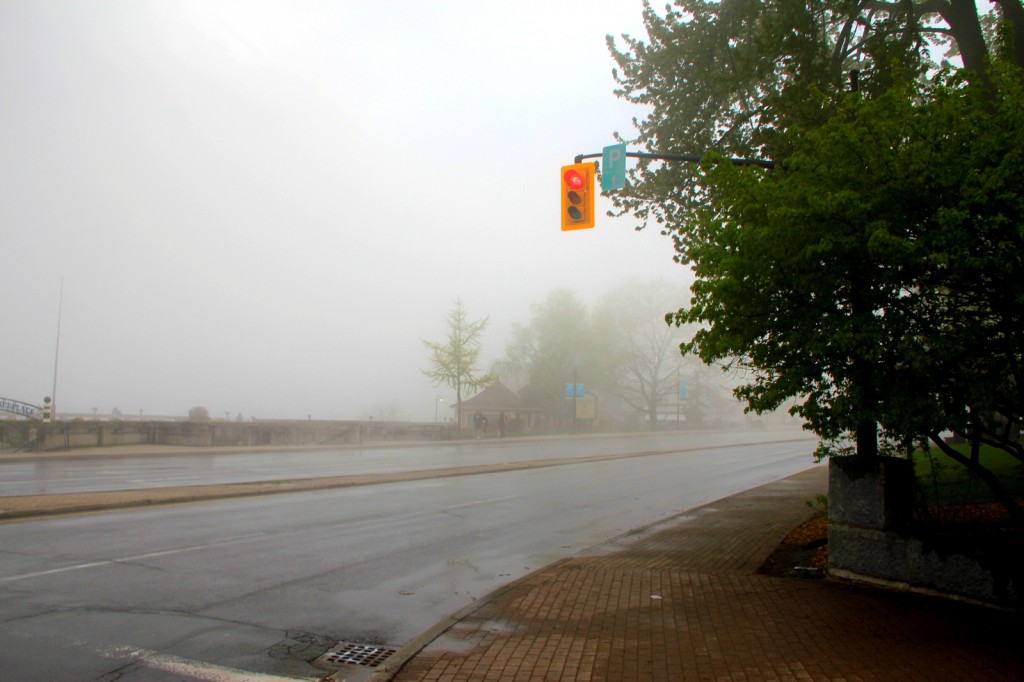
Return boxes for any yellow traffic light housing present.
[560,162,596,231]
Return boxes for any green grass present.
[914,443,1024,509]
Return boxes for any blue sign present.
[601,143,627,191]
[678,380,688,400]
[565,383,586,398]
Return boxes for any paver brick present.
[386,467,1023,681]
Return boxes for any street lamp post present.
[435,396,445,422]
[676,366,681,427]
[573,369,578,435]
[51,278,64,421]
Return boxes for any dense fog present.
[1,1,698,422]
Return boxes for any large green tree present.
[608,1,1024,517]
[887,68,1024,517]
[691,69,1024,516]
[609,2,1020,438]
[608,1,1011,180]
[422,298,492,430]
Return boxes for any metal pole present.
[574,150,775,170]
[51,277,64,421]
[676,366,680,427]
[572,370,578,435]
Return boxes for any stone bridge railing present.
[0,419,444,453]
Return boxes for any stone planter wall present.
[829,456,1020,609]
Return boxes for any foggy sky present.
[1,0,689,422]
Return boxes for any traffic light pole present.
[573,151,775,170]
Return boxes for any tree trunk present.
[856,419,879,458]
[849,262,878,458]
[939,0,993,80]
[456,384,463,432]
[995,0,1024,68]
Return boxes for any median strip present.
[0,449,681,520]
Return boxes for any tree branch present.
[930,432,1024,523]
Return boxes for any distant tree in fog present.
[496,282,746,429]
[500,289,606,422]
[422,298,492,430]
[188,406,211,422]
[592,279,690,429]
[362,401,409,422]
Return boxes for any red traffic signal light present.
[561,162,596,231]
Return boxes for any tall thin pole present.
[572,369,578,435]
[676,366,680,427]
[51,277,64,421]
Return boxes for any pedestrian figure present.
[498,411,507,438]
[473,411,484,439]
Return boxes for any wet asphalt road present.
[0,432,818,681]
[0,431,811,496]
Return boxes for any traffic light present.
[560,162,596,231]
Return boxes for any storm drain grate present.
[320,642,397,668]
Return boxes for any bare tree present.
[593,279,692,429]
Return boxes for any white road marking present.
[135,651,317,681]
[103,646,316,681]
[0,530,269,583]
[443,494,519,511]
[0,544,211,583]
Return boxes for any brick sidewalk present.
[376,467,1023,681]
